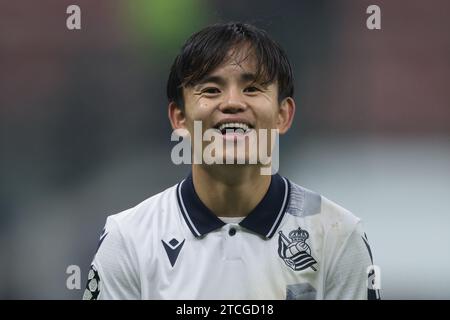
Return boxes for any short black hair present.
[167,22,294,108]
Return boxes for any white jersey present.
[83,173,380,300]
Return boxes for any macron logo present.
[162,238,185,267]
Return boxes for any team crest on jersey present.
[278,227,318,271]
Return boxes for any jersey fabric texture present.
[83,173,379,300]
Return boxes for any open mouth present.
[214,122,254,135]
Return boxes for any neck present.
[192,165,271,218]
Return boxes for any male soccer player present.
[83,22,380,300]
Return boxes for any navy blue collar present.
[176,173,291,239]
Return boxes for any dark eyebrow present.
[241,73,256,82]
[194,73,261,87]
[241,72,270,88]
[194,75,226,87]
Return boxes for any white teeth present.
[218,122,250,132]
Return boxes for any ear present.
[168,101,186,130]
[277,97,296,134]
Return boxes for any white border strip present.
[266,177,289,238]
[177,180,201,237]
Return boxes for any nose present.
[219,88,246,114]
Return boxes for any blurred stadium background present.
[1,0,449,299]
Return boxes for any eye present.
[244,86,261,93]
[201,87,221,95]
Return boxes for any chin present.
[222,148,257,165]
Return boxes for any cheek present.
[199,101,210,111]
[194,100,215,119]
[190,107,208,121]
[257,107,280,128]
[183,101,214,131]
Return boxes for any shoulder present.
[286,179,362,239]
[285,179,371,271]
[103,183,179,242]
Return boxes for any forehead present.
[214,46,258,74]
[194,45,271,86]
[181,41,280,96]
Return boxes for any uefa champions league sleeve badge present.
[278,227,318,271]
[83,265,101,300]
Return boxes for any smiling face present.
[169,44,295,169]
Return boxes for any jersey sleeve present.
[83,217,140,300]
[323,222,381,300]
